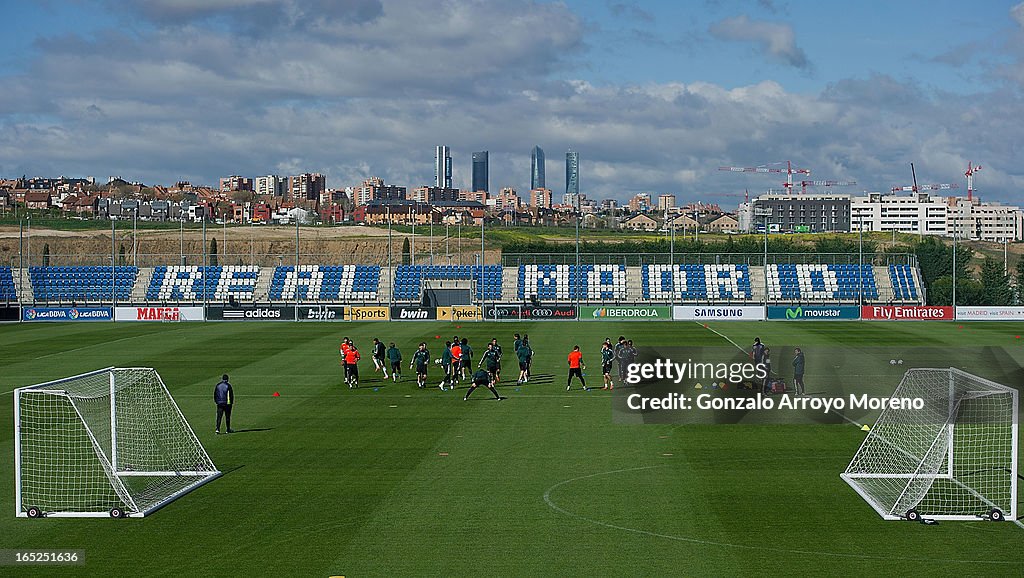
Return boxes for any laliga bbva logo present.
[25,308,36,320]
[69,309,80,319]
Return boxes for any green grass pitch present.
[1,320,1022,575]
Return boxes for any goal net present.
[15,367,220,518]
[842,367,1018,521]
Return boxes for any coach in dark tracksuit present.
[214,374,234,434]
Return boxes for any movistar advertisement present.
[581,305,671,321]
[767,305,861,320]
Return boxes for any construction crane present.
[718,161,811,194]
[964,161,982,201]
[796,180,857,194]
[890,162,958,195]
[890,184,958,194]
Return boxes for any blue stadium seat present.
[29,266,138,302]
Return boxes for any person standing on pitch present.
[372,338,389,380]
[345,343,361,388]
[516,338,532,385]
[601,341,615,389]
[522,334,533,379]
[387,342,402,382]
[412,342,430,388]
[450,340,463,386]
[567,345,587,391]
[513,333,523,357]
[489,338,503,383]
[792,347,805,395]
[440,341,454,391]
[340,337,353,386]
[459,338,472,381]
[214,374,234,434]
[480,342,500,384]
[614,336,628,384]
[751,337,765,366]
[464,367,503,401]
[761,347,773,395]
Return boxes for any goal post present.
[842,367,1018,521]
[14,367,221,518]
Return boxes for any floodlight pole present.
[294,215,299,322]
[858,212,864,306]
[387,204,393,309]
[952,230,957,311]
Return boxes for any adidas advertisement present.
[207,305,295,321]
[581,306,671,321]
[767,305,861,320]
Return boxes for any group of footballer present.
[339,333,639,399]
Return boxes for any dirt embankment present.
[0,226,499,267]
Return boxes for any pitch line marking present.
[696,322,865,428]
[543,465,1023,564]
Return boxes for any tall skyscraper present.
[472,151,489,193]
[435,145,452,189]
[565,149,579,200]
[531,145,545,190]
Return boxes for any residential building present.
[754,193,852,233]
[219,175,253,193]
[530,187,552,209]
[628,192,652,213]
[531,145,545,190]
[657,194,676,212]
[410,186,460,203]
[705,214,739,234]
[288,173,326,201]
[472,151,488,193]
[254,175,287,197]
[623,214,659,232]
[355,177,406,206]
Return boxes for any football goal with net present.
[14,367,220,518]
[842,367,1018,522]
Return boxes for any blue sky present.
[1,0,1023,204]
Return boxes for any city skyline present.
[531,146,546,191]
[1,2,1023,203]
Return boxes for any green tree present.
[928,275,984,306]
[42,243,50,267]
[1016,257,1024,304]
[979,257,1013,306]
[401,237,411,265]
[209,237,219,267]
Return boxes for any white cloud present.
[709,14,810,70]
[1012,2,1024,29]
[0,1,1022,205]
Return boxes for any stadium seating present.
[393,265,502,301]
[269,265,380,301]
[145,265,259,301]
[641,264,752,301]
[518,264,628,301]
[0,267,15,301]
[765,264,878,301]
[29,266,138,301]
[888,264,918,300]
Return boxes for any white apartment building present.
[254,175,286,197]
[851,193,948,236]
[851,193,1022,241]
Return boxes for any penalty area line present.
[695,322,865,429]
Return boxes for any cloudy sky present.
[1,0,1023,205]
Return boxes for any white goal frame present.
[14,367,221,518]
[842,367,1018,521]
